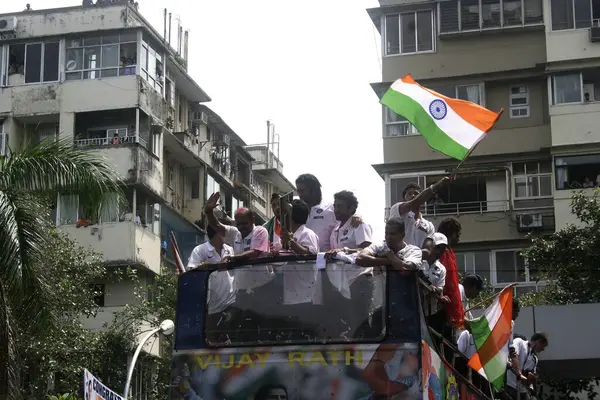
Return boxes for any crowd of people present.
[186,173,548,400]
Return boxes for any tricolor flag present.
[263,217,282,250]
[467,285,515,390]
[381,75,503,160]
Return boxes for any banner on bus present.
[84,368,123,400]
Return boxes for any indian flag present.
[467,285,514,390]
[381,75,503,160]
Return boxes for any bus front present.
[169,254,428,399]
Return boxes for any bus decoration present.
[170,255,499,399]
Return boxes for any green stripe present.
[381,89,469,160]
[470,313,492,349]
[469,312,507,390]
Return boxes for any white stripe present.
[390,79,486,149]
[484,295,504,328]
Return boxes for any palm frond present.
[0,190,51,289]
[0,281,20,400]
[0,136,124,209]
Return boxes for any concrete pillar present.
[5,117,23,152]
[59,112,75,142]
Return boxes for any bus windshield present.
[204,259,386,347]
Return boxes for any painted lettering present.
[288,351,305,366]
[345,350,363,365]
[327,350,343,365]
[308,351,327,366]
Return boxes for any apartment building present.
[0,0,294,369]
[368,0,600,381]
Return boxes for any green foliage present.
[47,394,80,400]
[519,190,600,398]
[521,189,600,305]
[0,137,124,399]
[15,231,136,398]
[111,264,179,399]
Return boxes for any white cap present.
[431,232,448,246]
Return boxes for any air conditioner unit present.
[190,111,209,125]
[214,133,230,147]
[0,17,17,34]
[517,213,543,232]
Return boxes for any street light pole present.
[123,319,175,399]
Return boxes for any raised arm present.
[395,177,450,216]
[203,192,227,236]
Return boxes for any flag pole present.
[451,109,504,179]
[464,283,516,315]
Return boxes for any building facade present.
[0,0,293,373]
[368,0,600,381]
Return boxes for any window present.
[552,72,582,104]
[167,163,174,188]
[151,131,161,157]
[555,154,600,189]
[140,39,164,93]
[99,193,120,223]
[432,84,484,105]
[551,69,600,105]
[7,42,59,85]
[90,284,105,307]
[509,86,530,118]
[439,0,543,33]
[384,11,434,56]
[204,261,385,346]
[456,252,491,284]
[206,174,220,201]
[513,161,552,198]
[165,78,175,108]
[384,107,418,137]
[65,32,137,81]
[551,0,592,30]
[58,193,119,225]
[493,250,540,284]
[390,176,427,205]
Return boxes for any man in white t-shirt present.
[328,190,373,254]
[282,199,319,255]
[204,192,271,293]
[506,332,548,400]
[388,178,450,247]
[204,192,269,260]
[295,174,363,251]
[356,218,423,272]
[187,224,238,344]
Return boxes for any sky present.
[2,0,385,239]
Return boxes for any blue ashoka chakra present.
[429,99,448,120]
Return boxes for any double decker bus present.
[170,254,499,399]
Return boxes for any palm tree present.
[0,137,123,399]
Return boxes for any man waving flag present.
[381,74,503,160]
[467,284,515,390]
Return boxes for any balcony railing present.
[384,200,510,220]
[424,200,509,216]
[74,135,148,149]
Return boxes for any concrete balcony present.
[553,188,597,229]
[60,221,161,273]
[382,124,551,165]
[384,200,555,243]
[545,27,600,64]
[550,102,600,147]
[245,145,295,193]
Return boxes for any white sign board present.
[84,368,124,400]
